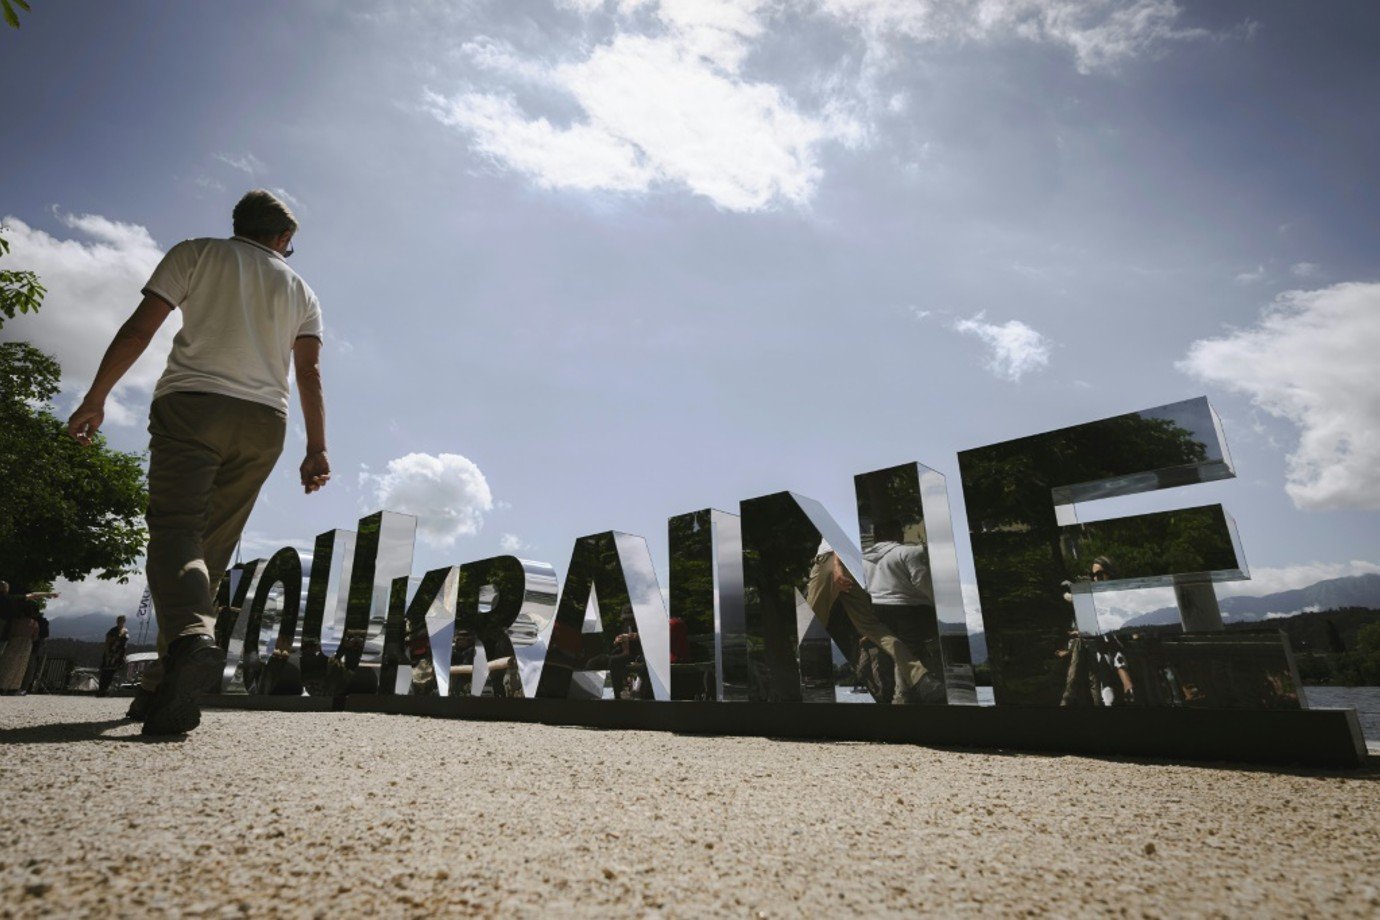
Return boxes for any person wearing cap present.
[67,189,331,735]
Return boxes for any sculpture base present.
[202,694,1369,768]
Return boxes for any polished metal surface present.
[959,396,1298,708]
[739,491,874,703]
[455,555,558,698]
[1112,633,1307,709]
[668,509,745,700]
[856,462,977,705]
[300,529,355,696]
[1173,580,1225,633]
[242,547,303,695]
[214,558,263,693]
[535,532,670,701]
[334,511,417,695]
[384,567,457,697]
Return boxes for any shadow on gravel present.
[0,719,186,745]
[757,735,1380,780]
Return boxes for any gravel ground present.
[1,696,1377,918]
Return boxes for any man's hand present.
[300,450,331,494]
[67,400,105,446]
[831,554,856,591]
[66,297,170,447]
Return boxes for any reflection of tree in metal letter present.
[959,397,1301,709]
[536,532,669,701]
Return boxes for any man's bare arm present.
[67,295,172,446]
[293,335,330,494]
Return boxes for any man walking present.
[68,190,330,735]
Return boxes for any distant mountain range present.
[1118,573,1380,628]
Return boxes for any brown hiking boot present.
[126,686,154,721]
[141,635,225,736]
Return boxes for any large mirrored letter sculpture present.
[668,509,744,700]
[536,532,670,701]
[300,529,355,696]
[740,492,874,703]
[384,567,457,697]
[331,511,417,696]
[855,463,977,705]
[213,559,265,693]
[242,547,304,695]
[455,556,558,699]
[958,396,1303,709]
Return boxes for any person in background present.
[67,189,331,735]
[22,609,50,693]
[97,615,130,696]
[0,581,11,661]
[0,583,56,694]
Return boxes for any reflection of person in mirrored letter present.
[1058,556,1116,706]
[809,539,945,704]
[67,190,330,735]
[452,628,478,697]
[476,624,521,698]
[1098,633,1135,704]
[861,521,950,704]
[608,608,646,699]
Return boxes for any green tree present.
[0,229,47,327]
[0,341,149,589]
[1335,622,1380,686]
[2,0,32,29]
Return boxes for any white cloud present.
[427,0,1210,209]
[499,533,529,553]
[215,151,266,174]
[0,212,176,422]
[269,186,303,209]
[952,312,1052,381]
[427,91,655,193]
[1234,264,1266,284]
[238,530,307,559]
[44,575,147,621]
[429,15,840,211]
[1289,261,1319,278]
[360,452,494,548]
[1178,282,1380,510]
[459,35,555,82]
[815,0,1207,74]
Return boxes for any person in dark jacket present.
[98,616,130,696]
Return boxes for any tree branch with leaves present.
[1,0,32,30]
[0,229,47,327]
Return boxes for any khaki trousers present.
[805,552,930,703]
[141,392,285,690]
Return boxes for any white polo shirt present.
[144,236,323,413]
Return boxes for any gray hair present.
[232,189,298,241]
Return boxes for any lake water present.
[1303,686,1380,745]
[836,685,1380,745]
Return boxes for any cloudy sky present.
[2,0,1377,629]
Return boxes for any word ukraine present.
[214,397,1303,711]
